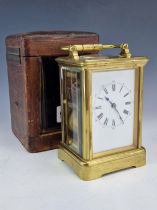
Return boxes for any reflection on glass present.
[62,68,82,156]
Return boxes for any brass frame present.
[56,44,148,180]
[86,67,139,160]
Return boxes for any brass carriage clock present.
[56,43,148,180]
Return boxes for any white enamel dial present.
[94,81,132,129]
[92,69,135,153]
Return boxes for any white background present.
[0,120,157,210]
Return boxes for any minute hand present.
[113,106,124,124]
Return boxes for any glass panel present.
[92,69,135,154]
[62,67,82,156]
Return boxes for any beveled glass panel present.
[62,67,82,156]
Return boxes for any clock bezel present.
[85,66,139,160]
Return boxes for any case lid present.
[5,31,99,57]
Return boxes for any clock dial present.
[94,81,132,129]
[92,69,135,153]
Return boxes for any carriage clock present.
[56,43,148,180]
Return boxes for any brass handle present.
[61,43,131,60]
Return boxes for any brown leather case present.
[5,31,99,152]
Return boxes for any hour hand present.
[105,97,124,124]
[105,96,109,101]
[105,97,113,106]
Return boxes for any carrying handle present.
[61,43,131,60]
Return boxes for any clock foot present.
[134,162,146,168]
[58,146,146,181]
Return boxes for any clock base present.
[58,146,146,180]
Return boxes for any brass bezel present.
[84,66,140,160]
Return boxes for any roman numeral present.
[124,92,129,97]
[97,113,103,120]
[112,119,116,127]
[95,106,102,109]
[97,97,103,100]
[104,88,108,94]
[104,118,108,126]
[123,109,129,115]
[125,101,131,105]
[112,83,116,91]
[119,85,124,93]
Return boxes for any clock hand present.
[114,106,124,124]
[105,97,113,106]
[105,97,124,124]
